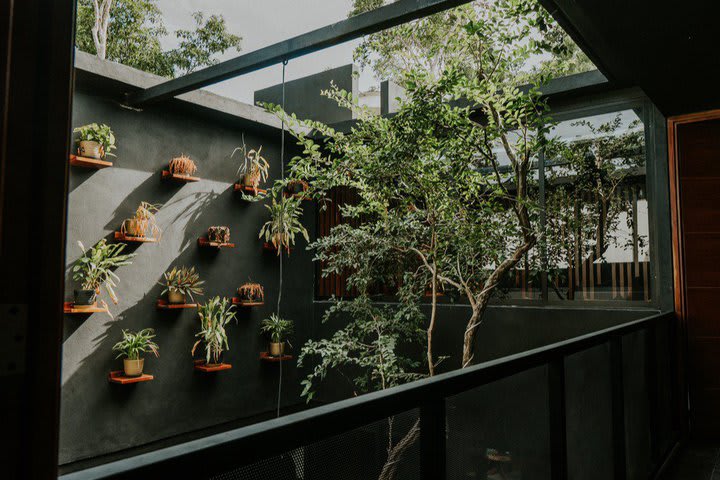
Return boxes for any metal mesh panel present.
[210,409,420,480]
[446,366,550,480]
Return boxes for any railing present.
[60,311,678,480]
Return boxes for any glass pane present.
[544,109,650,303]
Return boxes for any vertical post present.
[548,358,567,480]
[644,325,659,464]
[610,337,627,480]
[420,399,446,480]
[538,142,548,302]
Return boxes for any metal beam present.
[126,0,474,106]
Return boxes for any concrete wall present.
[60,69,315,466]
[254,64,358,124]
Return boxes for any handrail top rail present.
[60,310,672,480]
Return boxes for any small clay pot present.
[73,289,97,306]
[123,358,144,377]
[269,342,285,357]
[124,219,145,237]
[78,140,103,159]
[167,290,186,304]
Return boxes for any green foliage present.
[73,123,117,157]
[112,328,159,360]
[192,296,237,364]
[259,195,309,254]
[260,313,294,343]
[75,1,241,77]
[72,239,136,303]
[298,291,425,402]
[350,0,594,82]
[159,266,205,301]
[169,12,242,76]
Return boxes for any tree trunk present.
[91,0,112,60]
[378,419,420,480]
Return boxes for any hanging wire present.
[276,58,289,419]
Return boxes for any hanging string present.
[276,58,289,419]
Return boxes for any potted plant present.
[207,225,231,244]
[260,313,293,357]
[112,328,159,377]
[232,142,269,193]
[259,196,309,255]
[285,179,309,198]
[192,296,237,366]
[159,266,204,304]
[168,154,198,177]
[72,240,136,305]
[121,201,162,239]
[73,123,117,159]
[237,281,264,304]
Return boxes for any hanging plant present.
[259,195,309,255]
[168,154,198,176]
[233,140,269,194]
[207,225,231,244]
[121,201,162,239]
[237,281,264,303]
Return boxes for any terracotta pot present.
[78,140,103,159]
[123,358,144,377]
[242,172,260,187]
[269,342,285,357]
[73,289,97,306]
[168,290,186,304]
[124,219,145,237]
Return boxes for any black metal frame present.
[60,311,677,480]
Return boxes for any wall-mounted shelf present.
[161,170,200,183]
[198,238,235,249]
[63,302,107,314]
[108,371,154,384]
[234,183,267,195]
[232,298,264,307]
[259,352,293,362]
[194,360,232,372]
[114,231,158,243]
[69,154,113,169]
[156,299,197,310]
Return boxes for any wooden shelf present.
[156,299,197,310]
[194,360,232,372]
[69,154,113,169]
[198,238,235,249]
[64,302,107,314]
[114,231,158,243]
[108,371,154,384]
[234,183,267,195]
[161,170,200,183]
[259,352,293,362]
[232,298,264,307]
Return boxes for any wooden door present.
[670,110,720,437]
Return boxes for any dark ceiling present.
[543,0,720,116]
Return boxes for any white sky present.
[155,0,378,104]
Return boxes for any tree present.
[351,0,594,82]
[75,1,242,77]
[168,12,242,76]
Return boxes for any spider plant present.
[112,328,159,377]
[159,266,204,303]
[72,239,136,305]
[121,201,162,239]
[260,313,293,356]
[232,139,269,193]
[168,154,197,176]
[192,296,237,365]
[259,195,309,255]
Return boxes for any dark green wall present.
[60,82,315,466]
